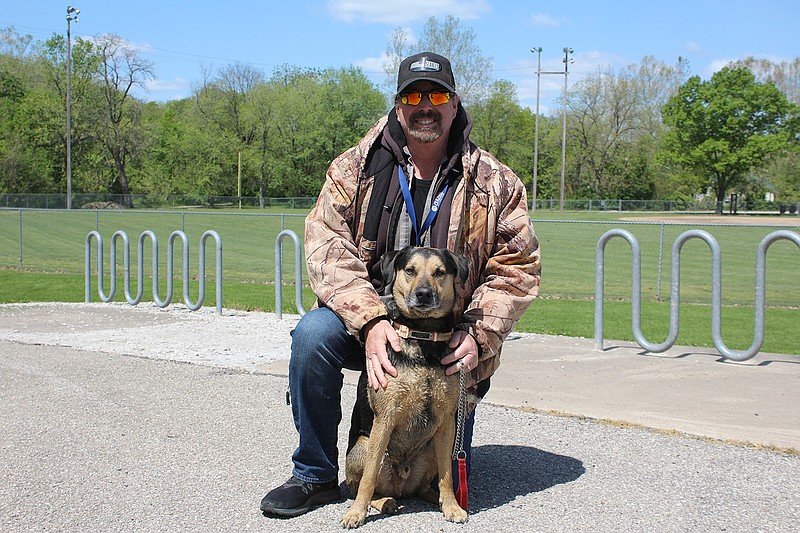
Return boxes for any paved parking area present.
[2,303,799,531]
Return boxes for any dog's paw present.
[341,508,367,529]
[442,503,468,524]
[372,496,399,514]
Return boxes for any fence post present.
[656,223,665,301]
[18,208,23,269]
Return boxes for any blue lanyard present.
[398,165,449,246]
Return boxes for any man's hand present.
[362,318,401,390]
[441,329,479,376]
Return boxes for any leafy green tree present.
[192,61,267,199]
[1,29,61,195]
[756,139,800,204]
[661,67,794,213]
[566,57,686,200]
[0,59,32,193]
[246,82,276,205]
[731,56,800,105]
[93,33,154,207]
[468,80,536,187]
[263,66,385,196]
[190,64,386,199]
[0,26,34,58]
[138,100,205,198]
[40,33,107,198]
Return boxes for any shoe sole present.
[260,488,341,518]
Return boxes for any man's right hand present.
[362,318,400,390]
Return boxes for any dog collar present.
[392,322,453,342]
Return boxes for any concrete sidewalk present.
[258,331,800,451]
[2,302,799,450]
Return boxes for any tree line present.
[1,21,798,212]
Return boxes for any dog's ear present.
[442,250,470,286]
[379,249,402,294]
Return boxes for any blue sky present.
[3,0,799,114]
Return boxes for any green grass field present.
[1,207,798,355]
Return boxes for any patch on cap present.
[409,57,442,73]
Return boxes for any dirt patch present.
[620,214,800,226]
[81,201,126,209]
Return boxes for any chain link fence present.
[0,194,319,210]
[2,206,799,309]
[2,194,799,214]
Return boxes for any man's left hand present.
[442,329,479,376]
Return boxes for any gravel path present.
[0,302,300,370]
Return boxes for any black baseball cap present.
[396,52,456,94]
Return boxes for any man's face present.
[396,81,459,145]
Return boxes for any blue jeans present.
[288,306,475,491]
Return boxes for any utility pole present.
[531,46,574,212]
[65,5,80,209]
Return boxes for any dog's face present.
[381,247,469,320]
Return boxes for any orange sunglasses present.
[399,90,452,106]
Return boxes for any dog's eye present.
[433,268,446,278]
[404,267,416,276]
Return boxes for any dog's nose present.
[414,286,434,305]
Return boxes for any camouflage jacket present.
[305,113,541,388]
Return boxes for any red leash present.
[453,364,469,511]
[455,450,468,510]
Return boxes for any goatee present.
[407,111,443,144]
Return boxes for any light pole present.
[531,47,542,214]
[531,46,574,212]
[66,5,79,209]
[560,47,574,212]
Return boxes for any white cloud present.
[138,77,191,101]
[706,53,790,76]
[145,77,189,93]
[579,49,629,72]
[530,12,562,28]
[354,54,391,79]
[708,58,734,74]
[326,0,491,25]
[685,41,704,54]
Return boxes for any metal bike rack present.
[274,229,306,319]
[595,228,800,361]
[85,229,223,314]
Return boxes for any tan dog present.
[341,246,470,529]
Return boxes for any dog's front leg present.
[433,422,468,523]
[341,419,394,529]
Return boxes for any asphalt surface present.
[2,303,799,532]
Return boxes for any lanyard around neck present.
[397,165,449,247]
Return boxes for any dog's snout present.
[407,284,441,310]
[414,286,434,304]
